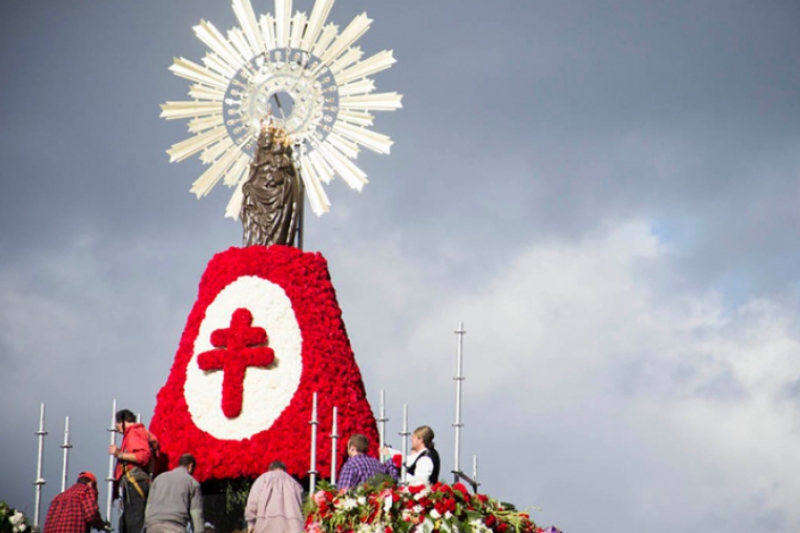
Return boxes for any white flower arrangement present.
[9,513,26,533]
[336,498,360,511]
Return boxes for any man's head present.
[268,460,287,472]
[179,453,197,475]
[347,434,370,457]
[77,472,98,495]
[411,426,434,452]
[115,409,136,432]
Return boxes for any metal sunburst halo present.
[160,0,402,218]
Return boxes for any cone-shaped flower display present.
[150,245,378,481]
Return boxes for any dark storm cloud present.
[312,0,800,296]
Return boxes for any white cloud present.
[372,219,800,531]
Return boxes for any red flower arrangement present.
[149,245,380,482]
[305,481,559,533]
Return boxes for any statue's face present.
[259,133,273,149]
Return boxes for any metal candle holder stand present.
[33,403,47,528]
[452,322,466,483]
[60,416,73,493]
[329,406,339,485]
[378,390,388,461]
[399,404,410,484]
[106,399,117,524]
[308,392,319,494]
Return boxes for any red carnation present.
[444,498,456,513]
[452,482,469,497]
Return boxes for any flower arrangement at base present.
[150,245,379,481]
[0,502,29,533]
[305,481,561,533]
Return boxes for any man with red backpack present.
[109,409,158,533]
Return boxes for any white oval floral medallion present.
[184,275,303,440]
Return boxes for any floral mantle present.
[150,245,379,482]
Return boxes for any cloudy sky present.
[2,0,800,531]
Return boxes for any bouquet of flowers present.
[0,502,29,533]
[305,481,560,533]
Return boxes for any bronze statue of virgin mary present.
[240,125,303,247]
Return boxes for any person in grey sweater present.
[145,454,204,533]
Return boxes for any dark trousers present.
[119,477,150,533]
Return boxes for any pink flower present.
[313,491,328,505]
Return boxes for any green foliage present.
[225,479,253,514]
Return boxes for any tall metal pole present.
[308,392,319,494]
[33,403,47,528]
[60,416,73,492]
[378,390,387,460]
[106,399,117,523]
[472,456,479,487]
[453,322,466,483]
[294,144,305,250]
[329,406,339,485]
[298,179,305,250]
[400,404,409,484]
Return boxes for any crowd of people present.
[43,408,441,533]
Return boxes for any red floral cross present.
[197,307,275,418]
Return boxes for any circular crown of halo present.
[160,0,403,218]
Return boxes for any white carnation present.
[340,498,358,511]
[469,519,490,533]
